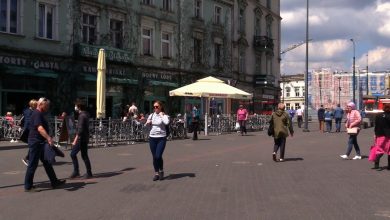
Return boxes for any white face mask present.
[75,106,79,111]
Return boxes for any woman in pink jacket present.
[340,102,362,160]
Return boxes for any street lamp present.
[350,38,356,104]
[303,0,310,132]
[336,71,342,104]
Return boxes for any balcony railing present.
[253,36,274,53]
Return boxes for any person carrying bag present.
[340,102,362,160]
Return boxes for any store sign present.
[142,72,173,81]
[77,43,132,63]
[0,55,60,70]
[82,65,126,76]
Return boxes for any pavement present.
[1,124,389,220]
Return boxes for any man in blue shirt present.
[334,104,344,132]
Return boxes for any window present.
[38,3,56,39]
[0,0,20,34]
[194,0,202,19]
[286,87,291,97]
[214,6,221,25]
[142,0,153,5]
[295,87,300,97]
[163,0,171,11]
[302,87,305,96]
[295,103,300,110]
[286,103,290,110]
[161,32,171,58]
[193,38,202,63]
[239,9,244,33]
[214,43,221,67]
[142,28,153,55]
[110,19,122,48]
[255,17,261,36]
[82,13,97,44]
[239,52,245,73]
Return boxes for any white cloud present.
[376,2,390,37]
[360,47,390,71]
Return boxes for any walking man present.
[318,105,325,132]
[191,105,200,140]
[69,100,93,179]
[24,97,65,192]
[334,104,344,132]
[296,106,304,128]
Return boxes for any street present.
[0,124,389,220]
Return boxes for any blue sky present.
[281,0,390,74]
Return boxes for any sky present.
[280,0,390,75]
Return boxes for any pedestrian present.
[145,101,170,181]
[340,102,362,160]
[128,101,138,115]
[270,103,294,162]
[324,108,333,133]
[236,104,248,136]
[334,104,344,132]
[5,112,14,127]
[288,108,296,123]
[24,97,66,192]
[191,105,200,140]
[21,99,38,166]
[69,100,93,179]
[372,103,390,170]
[296,106,304,128]
[317,105,325,132]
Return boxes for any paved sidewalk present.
[0,125,389,220]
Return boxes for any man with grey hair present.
[269,103,294,162]
[24,98,65,192]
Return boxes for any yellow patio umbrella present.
[96,49,106,119]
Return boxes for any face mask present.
[75,106,79,111]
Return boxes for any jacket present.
[272,110,294,138]
[346,110,361,128]
[317,108,325,120]
[333,107,344,119]
[374,112,390,137]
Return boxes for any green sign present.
[77,43,132,63]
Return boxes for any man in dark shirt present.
[22,99,37,166]
[69,100,93,179]
[24,98,65,192]
[317,105,325,132]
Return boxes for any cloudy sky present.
[281,0,390,75]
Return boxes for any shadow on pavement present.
[283,158,304,162]
[165,173,196,180]
[53,161,73,166]
[36,181,98,192]
[192,139,211,141]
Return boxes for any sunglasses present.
[153,106,160,109]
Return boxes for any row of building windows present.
[286,103,302,110]
[285,87,305,97]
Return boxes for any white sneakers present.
[352,155,362,160]
[340,155,362,160]
[340,155,348,159]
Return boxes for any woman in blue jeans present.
[146,101,170,181]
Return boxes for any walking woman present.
[271,103,294,162]
[372,103,390,170]
[236,104,248,136]
[340,102,362,160]
[145,101,170,181]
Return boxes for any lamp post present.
[366,53,369,95]
[350,38,356,104]
[303,0,310,132]
[336,71,342,105]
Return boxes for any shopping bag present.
[235,122,240,130]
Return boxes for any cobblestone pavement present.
[1,125,389,220]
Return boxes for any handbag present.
[347,127,358,135]
[19,128,29,143]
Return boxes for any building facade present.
[280,74,304,110]
[0,0,281,117]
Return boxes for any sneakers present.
[272,153,277,162]
[22,158,28,166]
[25,186,40,193]
[52,179,66,189]
[83,173,93,179]
[352,155,362,160]
[159,171,164,181]
[340,155,348,159]
[153,174,159,181]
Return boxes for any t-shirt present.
[28,110,49,144]
[237,109,248,120]
[296,109,303,116]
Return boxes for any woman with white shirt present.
[145,101,170,181]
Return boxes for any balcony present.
[253,36,274,54]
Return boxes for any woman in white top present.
[145,101,170,181]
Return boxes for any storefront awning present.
[2,65,58,78]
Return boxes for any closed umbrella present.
[96,49,106,119]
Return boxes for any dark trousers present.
[149,137,167,172]
[273,137,287,159]
[335,118,342,132]
[346,135,360,156]
[24,142,58,190]
[238,120,247,134]
[70,141,92,175]
[297,116,303,128]
[192,121,199,140]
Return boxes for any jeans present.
[24,141,58,190]
[335,118,342,132]
[70,141,92,175]
[149,137,167,172]
[346,135,360,156]
[273,137,286,159]
[297,116,303,128]
[238,120,247,134]
[192,121,199,140]
[325,120,332,132]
